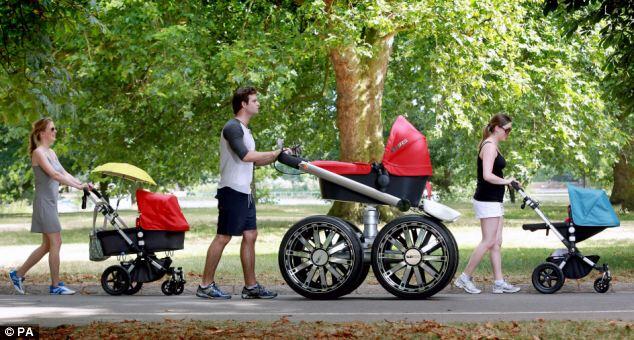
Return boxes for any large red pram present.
[276,116,460,299]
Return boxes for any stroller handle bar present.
[509,181,569,246]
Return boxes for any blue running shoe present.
[9,270,25,295]
[50,282,76,295]
[241,283,277,299]
[196,282,231,299]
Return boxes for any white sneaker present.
[492,280,521,294]
[454,274,481,294]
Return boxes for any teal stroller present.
[511,183,620,294]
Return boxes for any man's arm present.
[223,121,281,165]
[246,149,281,166]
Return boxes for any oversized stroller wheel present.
[372,215,459,299]
[594,278,610,293]
[532,262,565,294]
[161,280,173,296]
[101,265,131,296]
[279,215,364,299]
[123,282,143,295]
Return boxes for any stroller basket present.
[97,228,185,256]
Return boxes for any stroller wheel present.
[593,278,610,293]
[101,265,131,296]
[173,283,185,295]
[372,215,459,299]
[124,282,144,295]
[532,262,564,294]
[161,280,173,296]
[278,215,364,299]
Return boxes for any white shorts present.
[472,200,504,219]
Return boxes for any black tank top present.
[473,141,506,202]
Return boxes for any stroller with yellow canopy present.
[83,163,188,296]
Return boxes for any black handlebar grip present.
[91,188,103,199]
[81,188,89,209]
[277,152,302,169]
[510,181,521,191]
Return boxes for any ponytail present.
[28,118,53,156]
[479,114,512,149]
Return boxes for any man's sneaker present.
[454,274,482,294]
[241,283,277,299]
[492,280,521,294]
[196,282,231,299]
[50,282,76,295]
[9,270,25,295]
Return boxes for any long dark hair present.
[479,113,512,148]
[29,118,53,156]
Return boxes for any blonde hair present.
[28,118,53,156]
[479,113,512,148]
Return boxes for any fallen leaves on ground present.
[39,319,634,339]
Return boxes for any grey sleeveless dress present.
[31,156,63,233]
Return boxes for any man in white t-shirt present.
[197,87,282,299]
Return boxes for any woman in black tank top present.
[454,114,523,294]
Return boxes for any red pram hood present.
[382,116,433,177]
[136,189,190,231]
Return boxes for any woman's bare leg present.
[16,234,50,277]
[463,217,499,277]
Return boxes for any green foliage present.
[0,124,32,202]
[0,0,628,203]
[383,0,624,192]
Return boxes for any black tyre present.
[372,215,459,299]
[594,278,610,293]
[123,282,143,295]
[101,265,131,296]
[173,283,185,295]
[161,280,173,296]
[532,262,565,294]
[279,215,364,299]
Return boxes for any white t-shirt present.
[218,118,256,194]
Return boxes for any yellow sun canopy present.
[92,163,157,186]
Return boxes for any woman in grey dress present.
[9,118,91,295]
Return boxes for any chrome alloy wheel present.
[372,215,458,299]
[279,216,364,299]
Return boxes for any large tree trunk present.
[611,141,634,210]
[327,32,398,222]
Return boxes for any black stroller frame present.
[82,188,186,296]
[511,183,612,294]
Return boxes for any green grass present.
[40,319,634,339]
[2,204,633,284]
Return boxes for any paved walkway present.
[1,290,633,326]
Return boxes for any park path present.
[1,291,633,326]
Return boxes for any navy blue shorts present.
[216,187,256,236]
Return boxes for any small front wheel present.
[101,265,131,296]
[173,283,185,295]
[532,262,564,294]
[593,277,610,293]
[161,280,173,296]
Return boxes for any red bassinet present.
[312,115,433,206]
[97,190,189,256]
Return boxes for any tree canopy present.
[0,0,629,209]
